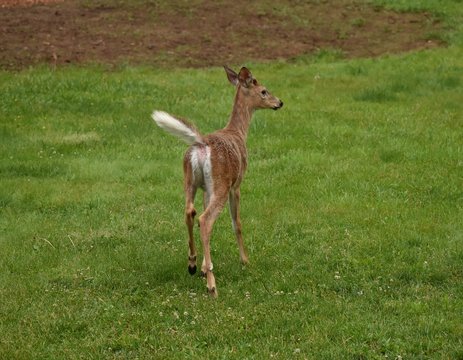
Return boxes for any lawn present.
[1,1,463,359]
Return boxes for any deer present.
[151,66,283,297]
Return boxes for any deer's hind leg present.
[229,187,248,265]
[184,160,198,275]
[200,189,211,276]
[199,188,229,297]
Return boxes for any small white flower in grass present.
[334,271,341,280]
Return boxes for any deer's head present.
[224,66,283,111]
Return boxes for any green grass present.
[1,2,463,358]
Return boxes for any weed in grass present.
[351,17,366,28]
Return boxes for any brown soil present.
[0,0,444,70]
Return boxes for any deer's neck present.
[225,90,254,141]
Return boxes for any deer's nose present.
[272,100,283,110]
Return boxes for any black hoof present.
[208,287,217,297]
[188,265,197,275]
[200,271,207,278]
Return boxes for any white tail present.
[153,66,283,298]
[152,110,203,145]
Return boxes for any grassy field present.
[1,1,463,359]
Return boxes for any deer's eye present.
[261,90,268,96]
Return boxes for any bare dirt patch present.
[0,0,444,70]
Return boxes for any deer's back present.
[207,130,247,188]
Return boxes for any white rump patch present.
[203,146,213,194]
[190,145,213,195]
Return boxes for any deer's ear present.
[238,67,253,88]
[224,65,239,86]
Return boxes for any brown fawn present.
[152,66,283,297]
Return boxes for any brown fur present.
[181,66,283,297]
